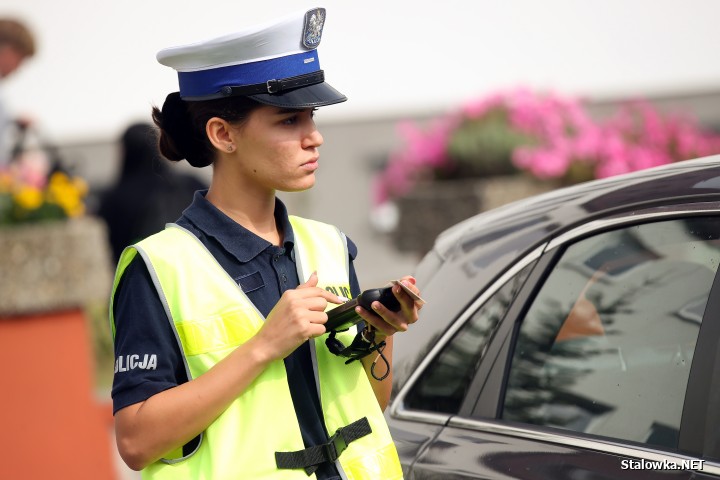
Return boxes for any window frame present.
[681,254,720,456]
[464,248,563,418]
[388,244,546,425]
[390,204,720,476]
[464,207,720,472]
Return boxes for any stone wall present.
[0,216,114,316]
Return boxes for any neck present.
[206,180,282,246]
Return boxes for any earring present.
[227,145,235,152]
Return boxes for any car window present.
[502,216,720,450]
[404,263,534,414]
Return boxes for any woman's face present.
[231,105,324,193]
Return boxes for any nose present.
[303,123,323,149]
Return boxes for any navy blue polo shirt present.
[111,191,360,479]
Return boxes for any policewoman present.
[110,7,421,480]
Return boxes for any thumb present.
[298,271,318,289]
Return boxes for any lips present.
[301,157,319,170]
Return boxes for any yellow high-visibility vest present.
[110,215,403,480]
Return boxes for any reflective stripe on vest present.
[109,215,403,480]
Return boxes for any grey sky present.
[2,0,720,142]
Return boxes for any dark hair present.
[0,18,35,57]
[119,122,164,178]
[151,93,261,168]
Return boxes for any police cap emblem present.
[303,8,325,49]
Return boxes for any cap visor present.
[249,82,347,108]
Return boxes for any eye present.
[281,115,298,125]
[279,109,316,125]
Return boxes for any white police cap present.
[156,7,346,108]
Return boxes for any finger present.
[296,274,346,305]
[327,291,347,304]
[400,278,420,295]
[307,311,329,325]
[385,286,420,327]
[401,280,424,315]
[304,296,329,312]
[390,283,420,321]
[354,306,397,336]
[314,287,346,305]
[392,278,424,306]
[291,287,346,310]
[298,271,319,289]
[307,322,328,339]
[361,297,416,335]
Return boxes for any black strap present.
[326,329,386,364]
[275,417,372,475]
[219,71,325,97]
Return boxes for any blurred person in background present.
[97,122,207,261]
[0,18,35,166]
[109,7,422,479]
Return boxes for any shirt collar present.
[181,190,295,263]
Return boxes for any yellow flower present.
[13,186,44,210]
[46,172,87,218]
[72,176,88,196]
[1,170,88,225]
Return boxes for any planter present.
[0,216,117,479]
[0,309,116,479]
[478,174,556,211]
[393,175,555,256]
[392,179,484,256]
[0,216,114,316]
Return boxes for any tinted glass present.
[405,263,534,414]
[503,217,720,449]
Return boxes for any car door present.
[393,206,720,479]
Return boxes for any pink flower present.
[596,157,629,179]
[373,88,720,207]
[513,147,570,179]
[10,150,50,189]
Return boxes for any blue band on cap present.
[178,50,321,98]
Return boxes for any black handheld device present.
[325,287,401,332]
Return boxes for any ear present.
[205,117,235,153]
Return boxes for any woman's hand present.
[251,272,344,361]
[354,275,422,338]
[354,275,422,409]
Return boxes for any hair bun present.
[152,93,212,167]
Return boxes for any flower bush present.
[373,89,720,206]
[0,151,88,226]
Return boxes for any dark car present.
[387,155,720,479]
